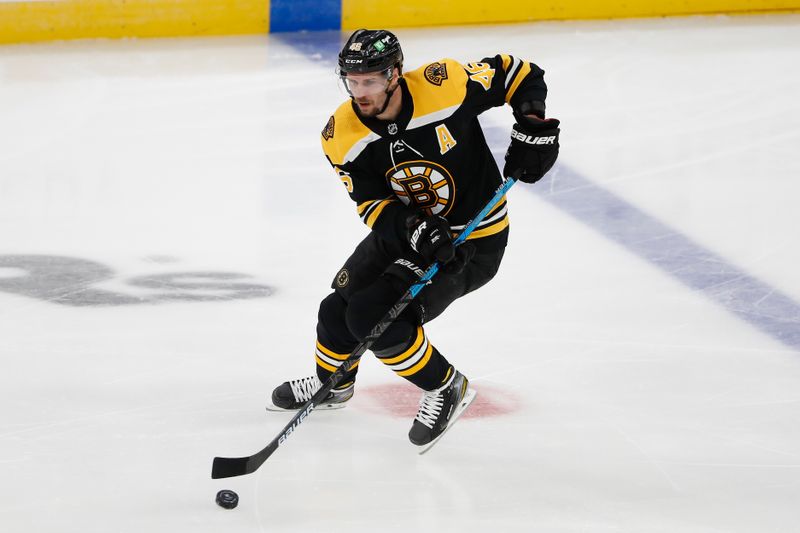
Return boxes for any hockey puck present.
[215,489,239,509]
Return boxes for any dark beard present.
[353,84,397,119]
[354,106,377,118]
[353,98,384,118]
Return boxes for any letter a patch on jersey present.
[435,124,457,155]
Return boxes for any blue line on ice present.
[276,31,800,351]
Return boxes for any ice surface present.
[1,14,799,533]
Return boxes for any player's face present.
[343,70,395,117]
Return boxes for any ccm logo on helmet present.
[511,129,556,145]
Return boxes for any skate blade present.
[418,388,477,455]
[265,402,348,413]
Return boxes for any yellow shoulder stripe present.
[321,100,375,166]
[404,58,468,123]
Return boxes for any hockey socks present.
[373,325,451,391]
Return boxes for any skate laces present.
[289,376,322,402]
[415,390,445,429]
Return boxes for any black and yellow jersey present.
[321,55,548,252]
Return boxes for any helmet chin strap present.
[375,81,399,116]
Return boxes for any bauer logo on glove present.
[407,215,455,265]
[503,114,560,184]
[510,129,557,145]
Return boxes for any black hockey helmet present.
[337,29,403,76]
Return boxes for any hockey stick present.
[211,177,517,479]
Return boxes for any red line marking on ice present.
[359,382,520,419]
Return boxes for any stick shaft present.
[211,178,516,479]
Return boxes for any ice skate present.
[266,376,354,412]
[408,369,476,453]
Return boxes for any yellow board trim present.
[342,1,800,28]
[397,343,434,377]
[0,0,268,45]
[4,1,798,45]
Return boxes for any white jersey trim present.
[342,131,382,165]
[450,204,508,231]
[407,104,461,130]
[505,56,522,89]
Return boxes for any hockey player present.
[269,29,560,447]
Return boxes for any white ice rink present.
[2,14,800,533]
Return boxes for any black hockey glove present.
[383,257,425,290]
[503,115,560,184]
[406,214,455,265]
[380,243,473,299]
[443,242,475,275]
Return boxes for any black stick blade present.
[212,456,252,479]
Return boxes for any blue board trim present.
[270,0,341,33]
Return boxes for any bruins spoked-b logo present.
[335,268,349,288]
[424,62,448,86]
[322,116,335,140]
[386,160,456,216]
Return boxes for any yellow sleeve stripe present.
[365,199,395,228]
[357,200,376,216]
[316,341,350,361]
[396,343,434,377]
[500,54,512,71]
[379,327,425,365]
[505,62,532,104]
[466,215,509,240]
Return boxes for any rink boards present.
[1,0,800,44]
[342,0,800,28]
[0,0,269,44]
